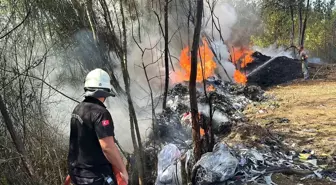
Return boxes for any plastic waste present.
[185,150,192,174]
[248,149,264,163]
[192,143,239,184]
[155,144,182,185]
[181,112,205,136]
[181,112,192,126]
[167,96,180,111]
[264,174,277,185]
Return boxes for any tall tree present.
[119,0,145,184]
[162,0,169,109]
[290,2,296,55]
[300,0,311,46]
[189,0,203,161]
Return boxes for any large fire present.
[230,47,254,68]
[233,70,247,84]
[230,46,254,84]
[175,39,253,85]
[178,38,217,82]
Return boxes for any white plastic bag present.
[156,144,182,185]
[193,143,239,184]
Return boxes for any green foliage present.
[252,0,336,62]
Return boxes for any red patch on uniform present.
[102,120,110,126]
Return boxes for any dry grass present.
[246,80,336,156]
[225,65,336,185]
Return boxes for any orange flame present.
[230,47,254,68]
[234,70,247,84]
[200,128,205,137]
[178,38,217,82]
[207,84,215,91]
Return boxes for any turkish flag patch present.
[102,120,110,126]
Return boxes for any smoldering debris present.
[142,79,265,184]
[143,78,336,185]
[149,79,265,149]
[246,52,303,88]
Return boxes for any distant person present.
[298,46,309,80]
[66,68,128,185]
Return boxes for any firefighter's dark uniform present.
[68,97,117,185]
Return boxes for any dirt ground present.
[246,80,336,156]
[241,64,336,184]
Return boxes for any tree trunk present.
[142,63,156,143]
[98,0,127,96]
[85,0,97,41]
[290,4,296,56]
[162,0,169,110]
[119,1,145,184]
[298,0,303,46]
[0,95,35,179]
[189,0,203,162]
[209,94,215,152]
[300,0,310,46]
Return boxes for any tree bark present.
[162,0,169,110]
[85,0,97,41]
[119,1,145,184]
[0,95,35,178]
[189,0,203,162]
[290,3,296,56]
[300,0,310,46]
[208,94,215,152]
[298,0,303,45]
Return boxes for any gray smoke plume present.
[47,0,294,152]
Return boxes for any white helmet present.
[84,68,115,97]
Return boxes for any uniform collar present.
[83,97,106,108]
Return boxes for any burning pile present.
[148,80,336,184]
[230,47,255,85]
[231,47,254,68]
[174,38,254,85]
[176,38,217,82]
[174,38,304,88]
[146,39,316,184]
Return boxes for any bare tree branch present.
[0,10,31,40]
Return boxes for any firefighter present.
[66,68,128,185]
[298,46,309,80]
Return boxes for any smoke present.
[46,0,294,152]
[253,44,293,58]
[308,57,324,64]
[201,1,239,82]
[210,41,235,81]
[203,1,237,41]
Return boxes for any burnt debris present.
[144,79,336,185]
[150,80,266,148]
[246,52,303,88]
